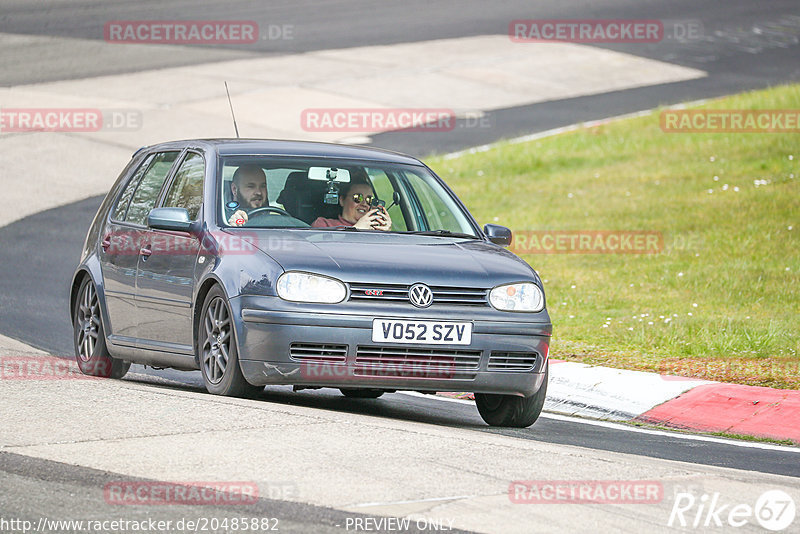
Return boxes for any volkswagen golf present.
[70,139,551,427]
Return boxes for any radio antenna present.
[224,81,240,138]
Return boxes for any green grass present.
[429,84,800,388]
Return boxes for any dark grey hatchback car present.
[71,139,552,427]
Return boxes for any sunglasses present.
[350,193,376,204]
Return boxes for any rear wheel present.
[340,388,384,399]
[475,364,548,427]
[198,285,261,397]
[73,277,130,379]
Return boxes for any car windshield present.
[218,156,479,236]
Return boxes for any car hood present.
[231,229,539,287]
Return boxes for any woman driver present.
[311,180,392,231]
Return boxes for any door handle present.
[139,245,152,259]
[101,235,112,252]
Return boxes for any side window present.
[163,152,205,220]
[125,152,180,225]
[111,154,154,221]
[401,170,473,233]
[368,168,407,231]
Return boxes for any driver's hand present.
[354,208,392,231]
[228,210,248,227]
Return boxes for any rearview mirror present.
[148,207,192,232]
[308,167,351,182]
[484,224,512,246]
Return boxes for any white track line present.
[399,392,800,454]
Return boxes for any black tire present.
[340,388,384,399]
[198,285,261,397]
[73,277,130,379]
[475,364,548,427]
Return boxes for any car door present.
[135,150,205,355]
[98,151,179,345]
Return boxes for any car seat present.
[277,171,339,224]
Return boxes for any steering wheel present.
[247,207,292,218]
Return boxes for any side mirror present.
[484,224,512,246]
[147,207,192,232]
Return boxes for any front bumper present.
[233,296,551,397]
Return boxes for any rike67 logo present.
[669,490,796,531]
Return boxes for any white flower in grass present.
[628,327,634,331]
[692,303,698,307]
[493,216,499,222]
[571,285,576,289]
[648,321,654,325]
[708,189,713,194]
[602,324,608,328]
[567,193,574,198]
[477,170,484,176]
[722,184,729,191]
[569,315,575,319]
[678,272,684,277]
[790,155,794,160]
[788,226,793,231]
[688,312,693,316]
[733,186,740,192]
[710,156,716,162]
[713,176,719,181]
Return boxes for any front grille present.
[348,283,488,306]
[289,343,347,363]
[488,352,538,372]
[354,346,481,379]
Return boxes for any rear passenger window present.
[163,152,205,220]
[111,154,154,222]
[124,152,180,225]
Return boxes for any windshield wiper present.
[405,230,480,239]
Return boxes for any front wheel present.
[475,364,548,427]
[198,285,261,398]
[73,277,130,379]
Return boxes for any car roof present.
[134,138,424,166]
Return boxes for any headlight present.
[276,272,346,303]
[489,282,544,312]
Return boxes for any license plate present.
[371,319,472,345]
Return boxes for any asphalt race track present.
[1,1,799,532]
